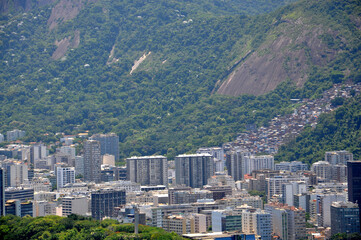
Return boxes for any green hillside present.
[1,0,361,160]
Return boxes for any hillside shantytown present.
[0,83,360,239]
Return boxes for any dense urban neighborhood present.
[0,82,360,239]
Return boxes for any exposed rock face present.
[217,20,338,96]
[47,0,86,30]
[52,30,80,60]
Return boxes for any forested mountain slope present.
[0,0,360,160]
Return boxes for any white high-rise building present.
[56,167,75,189]
[0,133,4,143]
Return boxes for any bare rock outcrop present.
[52,30,80,60]
[217,21,338,96]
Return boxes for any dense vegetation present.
[0,214,183,240]
[1,0,361,161]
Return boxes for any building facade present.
[325,151,353,165]
[62,196,88,217]
[56,166,75,189]
[91,133,119,161]
[331,201,360,235]
[127,156,168,186]
[175,154,214,188]
[275,161,308,172]
[91,189,126,220]
[6,129,25,142]
[83,140,101,183]
[225,150,251,181]
[0,168,4,216]
[347,161,361,205]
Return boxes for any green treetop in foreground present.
[0,214,183,240]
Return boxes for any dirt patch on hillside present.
[217,23,338,96]
[52,30,80,60]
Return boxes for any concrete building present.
[265,203,306,240]
[347,161,361,206]
[0,134,4,143]
[316,193,347,227]
[347,160,361,232]
[83,140,101,183]
[325,150,353,165]
[91,189,126,220]
[172,189,213,205]
[75,156,84,176]
[193,213,207,233]
[30,144,47,167]
[244,155,274,175]
[275,161,308,172]
[281,181,307,206]
[62,195,88,217]
[225,150,251,181]
[175,154,214,188]
[127,156,168,186]
[5,199,32,217]
[197,147,224,173]
[103,154,115,166]
[151,204,196,227]
[58,146,76,158]
[267,175,309,200]
[0,160,28,187]
[5,187,34,202]
[56,166,75,189]
[311,161,332,181]
[162,214,195,235]
[212,209,243,232]
[241,209,272,240]
[33,201,57,217]
[331,164,347,183]
[331,201,360,235]
[207,172,236,189]
[90,133,119,161]
[218,196,263,210]
[0,168,4,216]
[294,193,310,213]
[6,129,25,142]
